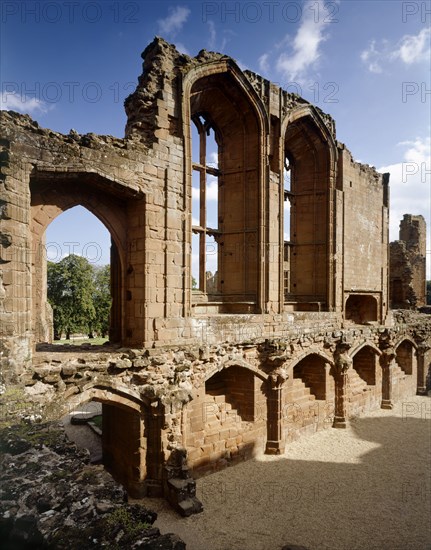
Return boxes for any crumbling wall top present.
[337,140,389,187]
[124,36,337,144]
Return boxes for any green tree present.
[91,264,111,338]
[427,281,431,305]
[47,255,96,340]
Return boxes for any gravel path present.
[137,394,431,550]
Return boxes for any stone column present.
[416,344,430,395]
[145,401,165,497]
[265,368,288,455]
[380,346,396,409]
[333,342,352,428]
[109,239,122,343]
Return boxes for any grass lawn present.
[53,337,109,346]
[90,415,103,430]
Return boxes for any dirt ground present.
[63,396,430,550]
[138,394,431,550]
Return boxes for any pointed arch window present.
[283,155,293,300]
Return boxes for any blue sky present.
[1,0,430,275]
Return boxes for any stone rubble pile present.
[0,421,186,549]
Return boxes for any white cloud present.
[192,187,199,201]
[258,53,270,74]
[208,152,218,168]
[157,6,190,36]
[192,177,218,202]
[360,40,384,73]
[208,20,216,50]
[0,91,50,115]
[378,136,430,276]
[206,177,218,201]
[274,0,330,83]
[361,28,430,73]
[393,28,430,64]
[176,42,190,55]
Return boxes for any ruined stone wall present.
[1,318,429,497]
[390,214,427,308]
[337,145,389,322]
[2,37,429,509]
[1,38,394,370]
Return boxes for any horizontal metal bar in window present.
[192,225,204,234]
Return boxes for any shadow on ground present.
[137,396,431,550]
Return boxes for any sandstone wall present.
[390,214,427,308]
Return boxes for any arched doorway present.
[393,339,417,399]
[64,386,164,498]
[30,172,131,347]
[45,206,111,342]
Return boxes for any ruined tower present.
[390,214,427,308]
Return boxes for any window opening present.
[191,114,220,294]
[284,157,293,300]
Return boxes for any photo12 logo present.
[402,82,430,103]
[1,2,140,24]
[401,2,431,23]
[202,2,339,24]
[46,241,103,264]
[1,81,136,106]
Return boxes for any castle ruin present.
[0,38,430,514]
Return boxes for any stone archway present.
[187,364,267,476]
[285,353,335,440]
[65,385,164,498]
[350,344,382,414]
[182,60,268,314]
[282,107,337,310]
[30,170,140,347]
[393,338,417,399]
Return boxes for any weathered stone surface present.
[0,422,185,549]
[390,214,427,308]
[0,36,430,515]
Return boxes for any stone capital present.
[334,342,352,377]
[268,366,289,389]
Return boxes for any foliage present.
[48,255,104,340]
[106,507,151,537]
[192,276,197,290]
[427,280,431,305]
[91,264,111,338]
[52,337,108,346]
